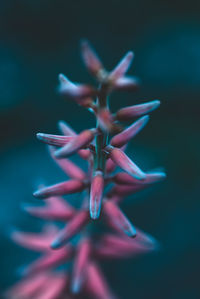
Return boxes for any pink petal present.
[109,51,134,81]
[23,196,75,221]
[51,210,89,249]
[90,170,104,219]
[103,200,136,237]
[36,272,67,299]
[10,229,56,251]
[33,180,85,199]
[58,120,91,159]
[58,73,96,99]
[115,100,160,121]
[85,262,116,299]
[106,146,146,180]
[71,238,91,294]
[108,184,145,197]
[48,146,86,180]
[23,246,73,275]
[105,158,116,174]
[81,39,104,77]
[5,272,51,298]
[113,76,139,91]
[113,171,166,185]
[97,108,115,132]
[37,133,73,146]
[96,234,154,259]
[55,129,97,158]
[58,120,76,136]
[110,115,149,147]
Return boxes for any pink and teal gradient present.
[6,40,165,299]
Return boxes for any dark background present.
[0,0,200,298]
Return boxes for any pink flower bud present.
[115,100,160,121]
[106,158,116,173]
[108,184,145,197]
[113,76,139,91]
[55,129,97,158]
[109,51,134,81]
[23,196,75,221]
[106,146,146,180]
[58,73,96,100]
[48,146,86,180]
[110,115,149,147]
[51,210,89,249]
[37,133,73,146]
[23,245,73,275]
[113,171,166,185]
[90,170,104,219]
[5,272,52,298]
[36,272,67,299]
[71,238,91,293]
[58,120,91,159]
[58,120,76,136]
[81,39,104,77]
[85,262,116,299]
[103,200,136,237]
[10,226,58,252]
[33,180,86,199]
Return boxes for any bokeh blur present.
[0,0,200,298]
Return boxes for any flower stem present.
[94,85,108,173]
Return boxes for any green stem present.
[94,85,108,174]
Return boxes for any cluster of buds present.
[6,41,165,299]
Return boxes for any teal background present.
[0,0,200,298]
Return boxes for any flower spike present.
[8,40,165,299]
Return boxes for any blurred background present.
[0,0,200,298]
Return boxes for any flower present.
[6,40,165,299]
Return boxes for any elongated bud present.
[108,184,145,197]
[58,120,91,159]
[96,233,156,259]
[97,108,120,133]
[115,100,160,121]
[23,246,72,275]
[58,120,76,136]
[106,146,146,180]
[71,238,91,294]
[105,158,116,173]
[10,229,56,251]
[85,262,116,299]
[110,115,149,147]
[90,170,104,219]
[33,180,85,199]
[113,171,166,185]
[109,51,134,81]
[36,273,67,299]
[5,272,51,299]
[103,200,136,237]
[81,39,104,77]
[55,129,97,158]
[58,73,96,99]
[113,76,139,91]
[23,196,75,221]
[37,133,73,146]
[51,210,89,249]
